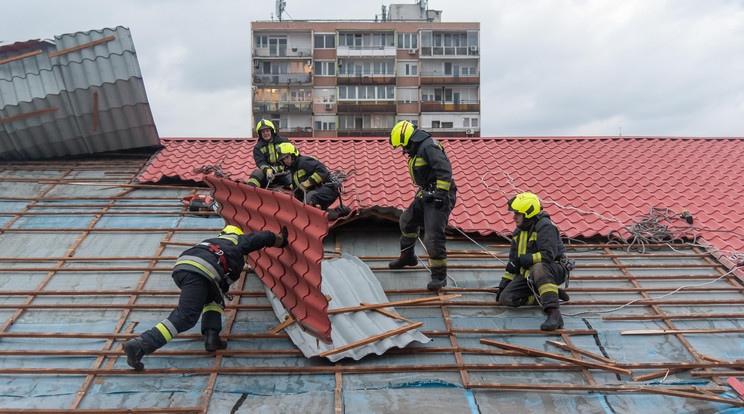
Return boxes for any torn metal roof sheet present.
[0,26,159,160]
[266,254,430,362]
[136,136,744,266]
[205,175,333,343]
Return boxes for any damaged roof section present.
[0,26,160,160]
[266,254,431,362]
[205,175,333,343]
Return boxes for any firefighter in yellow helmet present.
[247,119,293,188]
[388,121,457,290]
[122,224,289,370]
[496,192,571,331]
[275,142,351,221]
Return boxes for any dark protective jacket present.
[288,155,331,190]
[173,231,277,295]
[500,212,566,282]
[404,129,455,193]
[253,134,291,173]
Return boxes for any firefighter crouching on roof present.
[122,225,288,370]
[247,119,292,188]
[496,192,571,331]
[275,142,351,221]
[387,121,457,290]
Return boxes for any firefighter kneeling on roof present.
[122,225,288,370]
[496,192,572,331]
[275,142,351,221]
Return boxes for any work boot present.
[540,308,564,331]
[204,329,227,352]
[388,249,417,269]
[558,289,570,302]
[122,337,149,371]
[427,266,447,290]
[326,205,351,221]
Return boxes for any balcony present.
[337,128,391,137]
[336,75,395,85]
[253,47,313,58]
[253,73,312,85]
[421,101,480,112]
[252,102,312,114]
[420,46,479,57]
[420,73,479,85]
[336,45,396,58]
[336,102,396,113]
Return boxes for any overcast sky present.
[3,0,743,137]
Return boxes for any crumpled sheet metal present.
[204,175,332,343]
[266,254,431,362]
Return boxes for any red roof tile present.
[139,136,744,261]
[204,175,332,344]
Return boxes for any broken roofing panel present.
[0,26,159,160]
[266,254,431,362]
[204,175,332,343]
[137,136,744,270]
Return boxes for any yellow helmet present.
[390,121,415,148]
[256,119,276,136]
[276,142,299,161]
[220,225,244,236]
[507,192,541,219]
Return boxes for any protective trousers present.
[398,188,456,280]
[499,262,566,311]
[139,270,224,351]
[296,183,340,210]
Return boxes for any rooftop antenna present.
[381,4,387,22]
[618,126,622,136]
[276,0,286,22]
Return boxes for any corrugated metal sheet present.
[0,26,159,160]
[267,254,430,361]
[205,175,333,343]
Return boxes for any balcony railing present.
[336,45,396,57]
[253,47,313,58]
[336,75,395,85]
[253,73,312,84]
[336,102,396,113]
[252,102,312,113]
[421,101,480,112]
[420,46,479,57]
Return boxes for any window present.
[314,34,335,49]
[432,120,441,128]
[313,61,335,76]
[314,120,336,130]
[442,122,453,128]
[397,33,418,49]
[255,35,268,49]
[337,86,395,101]
[463,119,470,128]
[404,63,418,76]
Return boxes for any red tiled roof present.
[204,175,332,344]
[139,136,744,262]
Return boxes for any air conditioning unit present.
[325,103,333,110]
[469,46,478,52]
[408,48,416,54]
[465,128,474,135]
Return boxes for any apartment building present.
[251,2,480,137]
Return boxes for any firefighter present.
[275,142,351,221]
[496,192,571,331]
[387,121,456,290]
[246,119,292,188]
[122,225,288,370]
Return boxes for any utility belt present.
[196,243,235,297]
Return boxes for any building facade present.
[251,7,479,137]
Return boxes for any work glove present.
[505,260,520,275]
[495,278,510,302]
[299,180,313,191]
[518,253,534,268]
[433,189,448,210]
[273,226,288,248]
[265,168,274,181]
